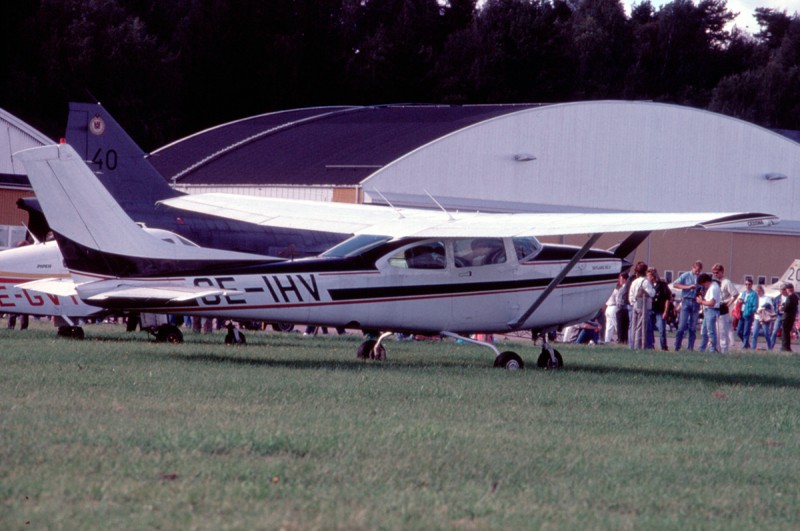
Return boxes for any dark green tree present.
[626,0,736,105]
[566,0,633,99]
[711,16,800,129]
[439,0,574,102]
[341,0,447,102]
[14,0,181,148]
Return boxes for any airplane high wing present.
[16,143,780,369]
[158,194,777,239]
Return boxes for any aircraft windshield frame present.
[512,236,542,262]
[321,234,392,258]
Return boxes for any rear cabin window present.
[389,241,446,269]
[453,238,506,268]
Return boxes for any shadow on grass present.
[165,350,486,372]
[159,349,800,388]
[569,362,800,389]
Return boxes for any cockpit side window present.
[322,234,391,258]
[453,238,506,268]
[388,241,446,269]
[513,236,542,262]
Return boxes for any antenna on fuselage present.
[22,222,41,245]
[372,189,405,219]
[424,189,455,221]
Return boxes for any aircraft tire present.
[57,325,85,340]
[225,331,246,345]
[272,322,295,333]
[493,351,524,370]
[356,339,386,360]
[536,349,564,370]
[156,324,184,344]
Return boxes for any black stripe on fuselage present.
[328,272,618,301]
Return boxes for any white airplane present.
[0,227,212,339]
[15,143,779,369]
[737,260,800,298]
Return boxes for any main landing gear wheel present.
[272,322,295,333]
[356,339,386,360]
[224,327,246,345]
[493,351,524,370]
[155,324,183,344]
[536,349,564,370]
[57,325,85,340]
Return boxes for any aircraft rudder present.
[67,102,145,162]
[15,144,156,256]
[65,102,178,204]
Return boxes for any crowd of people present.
[580,260,800,353]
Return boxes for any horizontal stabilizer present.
[16,278,78,297]
[84,285,236,303]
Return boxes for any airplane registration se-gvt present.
[15,143,779,369]
[0,228,210,340]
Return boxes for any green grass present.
[1,321,799,530]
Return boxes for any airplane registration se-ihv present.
[15,143,779,369]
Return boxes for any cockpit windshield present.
[512,236,542,262]
[322,234,391,258]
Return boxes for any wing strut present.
[508,233,603,330]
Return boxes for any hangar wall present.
[363,101,799,282]
[364,101,799,223]
[172,184,337,202]
[0,109,50,249]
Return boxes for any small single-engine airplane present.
[15,143,779,369]
[0,227,218,339]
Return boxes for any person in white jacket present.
[604,274,624,343]
[629,262,655,350]
[712,263,739,353]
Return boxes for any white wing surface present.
[84,285,235,303]
[159,193,779,238]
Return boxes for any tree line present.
[2,0,800,151]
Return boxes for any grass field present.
[2,321,799,530]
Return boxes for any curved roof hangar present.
[150,101,799,235]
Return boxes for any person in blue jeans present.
[649,267,672,350]
[697,273,721,353]
[673,261,702,351]
[737,280,758,348]
[750,285,776,350]
[769,292,784,350]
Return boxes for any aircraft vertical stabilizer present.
[14,144,271,266]
[66,102,179,209]
[776,259,800,287]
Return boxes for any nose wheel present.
[536,348,563,370]
[356,338,387,360]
